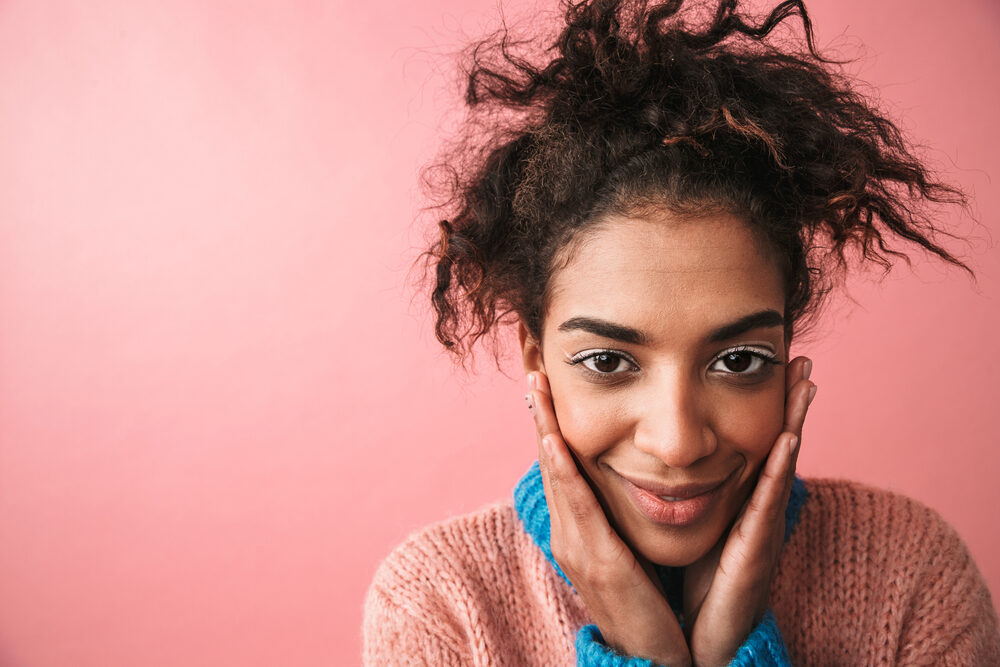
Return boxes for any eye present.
[709,346,780,376]
[566,349,639,377]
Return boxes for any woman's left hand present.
[683,356,816,667]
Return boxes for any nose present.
[631,370,716,468]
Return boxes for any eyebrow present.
[556,309,784,345]
[557,317,647,344]
[706,309,785,342]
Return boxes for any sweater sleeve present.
[892,507,1000,666]
[362,579,465,666]
[574,610,791,667]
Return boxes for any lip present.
[615,470,733,526]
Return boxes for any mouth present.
[615,469,735,527]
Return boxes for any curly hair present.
[419,0,971,364]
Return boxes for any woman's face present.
[520,210,788,567]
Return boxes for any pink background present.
[0,0,997,665]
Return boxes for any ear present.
[518,320,545,376]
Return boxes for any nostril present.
[632,421,716,469]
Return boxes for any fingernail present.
[789,435,800,456]
[524,393,535,413]
[808,385,817,406]
[526,373,538,391]
[803,358,813,381]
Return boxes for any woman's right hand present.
[527,370,692,667]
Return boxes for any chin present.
[634,524,727,568]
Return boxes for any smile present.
[615,470,734,526]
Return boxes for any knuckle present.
[552,540,630,591]
[745,493,776,518]
[578,560,617,589]
[760,458,781,481]
[565,496,591,523]
[583,547,633,588]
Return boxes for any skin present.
[519,210,817,666]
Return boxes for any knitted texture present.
[575,611,789,667]
[728,611,791,666]
[363,474,1000,665]
[576,625,658,666]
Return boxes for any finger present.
[533,368,550,393]
[527,377,621,554]
[739,358,813,529]
[528,372,562,461]
[738,430,799,545]
[784,355,810,394]
[527,372,562,473]
[530,386,601,527]
[743,378,810,554]
[782,377,816,438]
[775,379,811,510]
[527,376,561,535]
[777,358,815,502]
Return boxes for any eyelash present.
[564,346,782,383]
[709,345,783,376]
[565,348,640,382]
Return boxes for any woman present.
[363,0,1000,664]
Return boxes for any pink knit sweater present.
[363,475,1000,665]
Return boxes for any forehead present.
[545,212,784,339]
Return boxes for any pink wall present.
[0,0,996,664]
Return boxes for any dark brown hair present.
[419,0,971,364]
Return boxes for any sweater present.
[363,463,1000,665]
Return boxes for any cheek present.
[713,384,785,464]
[548,376,625,461]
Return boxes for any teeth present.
[658,496,685,502]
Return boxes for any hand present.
[527,371,692,667]
[682,356,816,667]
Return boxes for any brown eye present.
[595,353,620,372]
[722,352,753,372]
[709,347,777,375]
[574,350,637,375]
